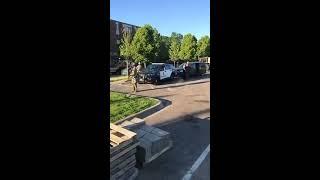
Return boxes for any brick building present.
[110,19,140,67]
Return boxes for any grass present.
[110,92,158,123]
[110,75,128,82]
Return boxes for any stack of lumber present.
[110,123,139,180]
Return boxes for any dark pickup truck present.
[175,62,209,78]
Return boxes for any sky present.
[110,0,210,40]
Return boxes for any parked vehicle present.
[176,62,209,78]
[110,56,127,75]
[138,63,176,84]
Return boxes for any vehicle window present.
[165,64,173,70]
[179,63,185,68]
[146,64,163,72]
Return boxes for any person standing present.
[184,61,190,80]
[130,63,138,94]
[137,62,143,74]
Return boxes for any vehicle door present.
[164,64,172,79]
[159,65,166,80]
[190,63,196,76]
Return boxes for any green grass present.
[110,92,158,123]
[110,75,128,82]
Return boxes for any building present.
[199,57,211,64]
[110,19,140,65]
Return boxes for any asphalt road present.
[110,75,211,180]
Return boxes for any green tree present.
[196,35,210,58]
[179,34,198,61]
[119,29,133,61]
[158,36,170,62]
[119,29,133,78]
[170,32,183,44]
[131,24,161,64]
[169,32,183,66]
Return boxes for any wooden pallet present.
[110,123,139,180]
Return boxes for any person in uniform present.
[137,62,143,73]
[183,61,190,80]
[130,63,138,94]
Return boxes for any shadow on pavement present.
[136,115,210,180]
[137,80,210,93]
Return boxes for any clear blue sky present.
[110,0,210,40]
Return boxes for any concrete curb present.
[113,95,165,125]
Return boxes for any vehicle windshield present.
[146,64,163,72]
[179,63,185,68]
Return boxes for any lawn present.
[110,75,128,82]
[110,92,158,123]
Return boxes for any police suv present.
[138,63,176,84]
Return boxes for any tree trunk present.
[144,62,146,69]
[126,60,129,80]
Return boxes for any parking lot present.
[111,74,210,179]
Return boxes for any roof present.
[110,19,140,28]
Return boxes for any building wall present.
[110,19,139,58]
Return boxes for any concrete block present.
[141,125,155,133]
[142,131,161,143]
[134,125,173,167]
[151,128,170,137]
[135,129,148,139]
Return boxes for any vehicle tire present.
[154,78,160,85]
[170,73,174,80]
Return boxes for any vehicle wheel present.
[154,78,160,85]
[170,73,174,80]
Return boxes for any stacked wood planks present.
[110,123,139,180]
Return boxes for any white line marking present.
[181,144,210,180]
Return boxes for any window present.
[117,40,120,44]
[116,22,119,35]
[165,64,173,70]
[123,24,132,34]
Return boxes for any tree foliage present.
[119,29,133,60]
[179,34,198,61]
[197,36,210,58]
[158,36,170,62]
[169,32,183,61]
[130,24,161,64]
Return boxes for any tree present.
[196,36,210,58]
[119,29,133,78]
[158,36,170,62]
[131,24,161,65]
[169,32,183,66]
[179,34,198,61]
[170,32,183,43]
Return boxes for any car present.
[176,62,209,78]
[138,63,176,84]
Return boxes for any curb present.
[113,96,165,125]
